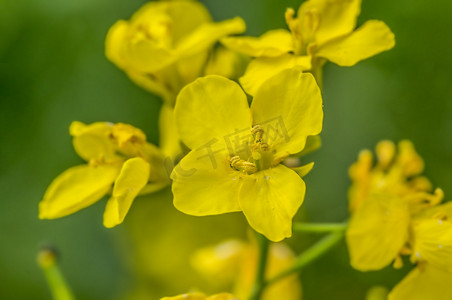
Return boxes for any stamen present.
[251,125,264,141]
[251,125,269,150]
[285,8,304,55]
[229,156,257,174]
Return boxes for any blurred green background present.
[1,0,451,299]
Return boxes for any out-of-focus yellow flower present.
[346,140,452,299]
[346,140,443,271]
[191,239,302,300]
[388,203,452,299]
[158,45,249,166]
[222,0,395,95]
[170,68,323,241]
[409,202,452,271]
[161,292,237,300]
[106,0,246,105]
[365,286,388,300]
[39,121,169,227]
[191,239,245,286]
[388,263,452,300]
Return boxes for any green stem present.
[37,248,75,300]
[265,231,344,287]
[293,222,347,233]
[248,232,270,300]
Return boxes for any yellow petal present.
[261,243,302,300]
[298,0,362,45]
[292,135,322,157]
[411,217,452,271]
[191,239,246,285]
[125,70,175,105]
[375,140,396,170]
[291,162,314,178]
[103,157,150,228]
[161,293,206,300]
[348,149,373,213]
[175,17,246,58]
[174,75,251,150]
[204,45,250,80]
[115,1,211,74]
[416,201,452,220]
[105,0,213,98]
[250,69,323,157]
[70,121,118,162]
[395,140,424,177]
[171,145,242,216]
[105,20,129,69]
[239,165,306,242]
[221,29,294,57]
[144,1,212,45]
[388,264,452,300]
[239,54,311,96]
[159,105,182,161]
[315,20,395,66]
[176,51,210,88]
[346,194,410,271]
[39,164,120,219]
[122,34,176,73]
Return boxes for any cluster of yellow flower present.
[347,140,451,299]
[37,0,450,299]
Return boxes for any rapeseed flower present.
[345,140,452,299]
[171,68,323,241]
[346,140,443,271]
[39,121,169,227]
[106,0,245,106]
[191,239,302,300]
[386,201,452,299]
[222,0,395,94]
[389,263,452,300]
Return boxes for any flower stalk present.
[37,247,75,300]
[266,231,344,287]
[248,232,270,300]
[293,222,348,233]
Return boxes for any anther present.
[251,125,264,142]
[229,156,257,174]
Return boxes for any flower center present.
[285,7,320,56]
[228,125,275,174]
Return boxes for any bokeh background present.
[1,0,451,299]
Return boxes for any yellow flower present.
[346,140,443,271]
[388,263,452,300]
[170,68,323,241]
[105,0,246,105]
[161,293,237,300]
[39,121,169,227]
[346,141,452,298]
[221,0,395,95]
[191,239,302,300]
[387,202,452,299]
